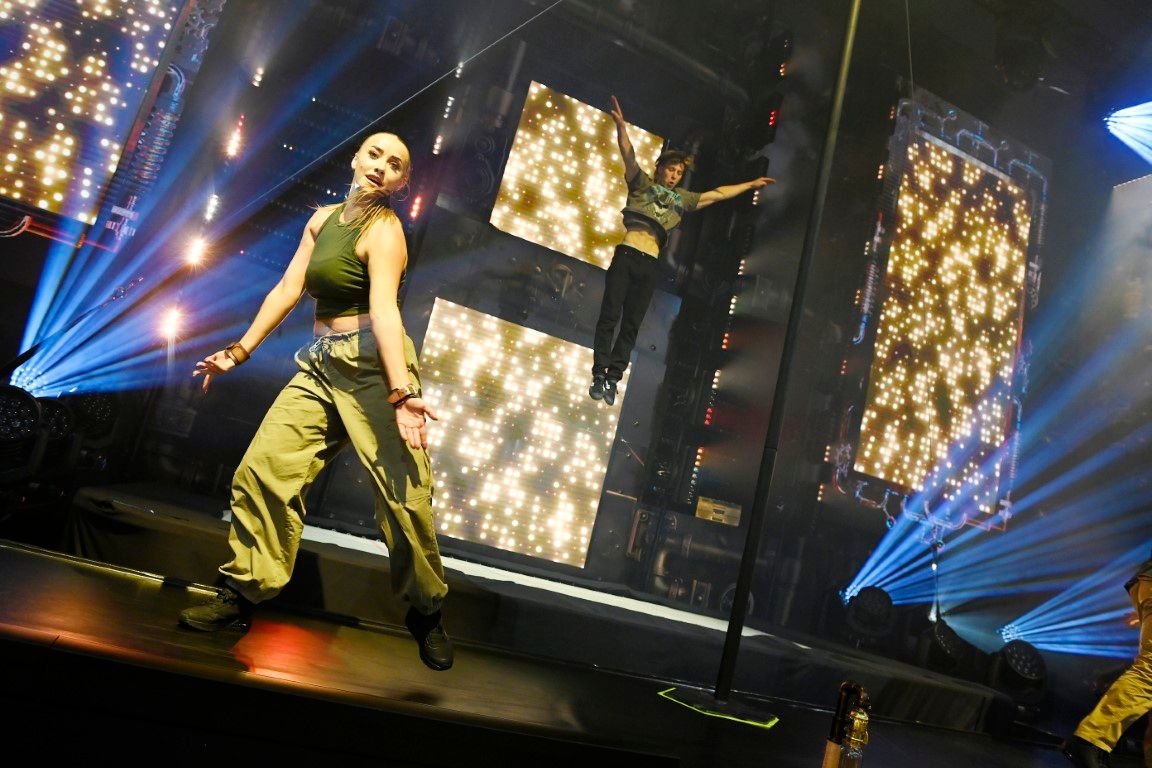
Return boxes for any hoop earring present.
[391,181,411,202]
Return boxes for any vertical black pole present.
[713,0,864,701]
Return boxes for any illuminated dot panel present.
[0,0,179,222]
[490,81,664,269]
[854,134,1031,517]
[421,299,628,567]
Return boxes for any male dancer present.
[591,96,773,405]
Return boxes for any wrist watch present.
[387,383,420,405]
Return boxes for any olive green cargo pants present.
[1074,576,1152,763]
[220,328,447,615]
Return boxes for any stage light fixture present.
[0,384,47,483]
[845,585,895,641]
[63,391,119,441]
[185,236,208,265]
[160,307,182,339]
[989,638,1047,707]
[917,619,990,682]
[1105,101,1152,166]
[34,396,81,478]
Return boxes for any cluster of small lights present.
[0,0,178,222]
[720,331,731,351]
[225,115,244,158]
[454,60,464,78]
[702,369,723,427]
[421,299,625,567]
[204,192,219,222]
[442,95,454,120]
[491,81,664,270]
[728,295,738,316]
[431,133,443,155]
[408,193,423,220]
[687,447,704,502]
[854,134,1031,519]
[251,66,263,88]
[737,258,746,276]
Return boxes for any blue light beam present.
[1106,101,1152,166]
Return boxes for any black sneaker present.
[1060,736,1110,768]
[179,586,254,632]
[589,374,607,400]
[603,379,618,406]
[405,607,454,671]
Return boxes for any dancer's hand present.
[192,350,237,393]
[395,397,439,450]
[610,95,625,126]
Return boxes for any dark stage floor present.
[0,484,1144,766]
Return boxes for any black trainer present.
[405,607,454,671]
[589,374,607,400]
[1060,736,1110,768]
[179,586,254,632]
[603,379,618,406]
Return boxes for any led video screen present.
[421,298,630,567]
[490,80,664,269]
[0,0,183,223]
[854,133,1031,517]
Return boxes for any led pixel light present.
[421,299,628,567]
[490,81,664,269]
[854,134,1031,520]
[0,0,181,223]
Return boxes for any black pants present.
[593,244,659,382]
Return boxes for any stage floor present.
[0,479,1143,765]
[0,538,1122,767]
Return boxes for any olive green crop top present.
[305,204,405,318]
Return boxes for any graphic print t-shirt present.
[620,168,701,251]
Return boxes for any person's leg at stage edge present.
[180,331,453,671]
[592,244,634,400]
[1063,576,1152,767]
[333,331,452,671]
[180,340,349,632]
[602,247,658,406]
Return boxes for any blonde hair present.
[336,132,412,245]
[344,187,400,247]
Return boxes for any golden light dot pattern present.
[421,298,627,568]
[854,134,1031,520]
[490,81,665,270]
[0,0,179,222]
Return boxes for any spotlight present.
[845,586,895,642]
[161,307,182,339]
[1105,101,1152,165]
[0,384,47,484]
[33,396,81,479]
[62,391,119,442]
[185,236,208,265]
[917,619,990,682]
[989,639,1047,707]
